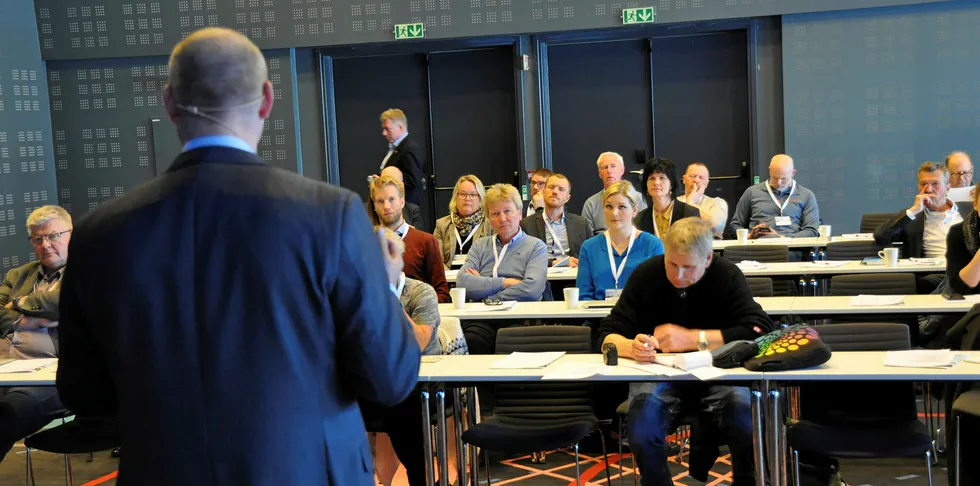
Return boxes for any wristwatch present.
[697,329,708,351]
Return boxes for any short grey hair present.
[596,152,624,167]
[918,161,949,184]
[26,205,72,232]
[484,183,522,213]
[663,218,713,259]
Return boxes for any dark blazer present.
[384,136,425,207]
[873,210,925,259]
[520,210,594,258]
[56,147,421,486]
[635,201,701,237]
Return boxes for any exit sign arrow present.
[622,7,656,25]
[394,22,424,40]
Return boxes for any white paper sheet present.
[541,362,604,380]
[735,261,766,270]
[904,258,945,266]
[690,367,728,380]
[833,233,874,241]
[0,358,57,373]
[491,351,565,369]
[655,351,713,370]
[850,295,906,306]
[620,360,688,377]
[948,186,975,203]
[884,350,962,369]
[469,301,518,312]
[806,260,851,267]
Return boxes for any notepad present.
[581,300,618,309]
[654,351,713,370]
[0,358,57,373]
[861,257,885,266]
[850,295,906,306]
[491,351,565,369]
[833,233,874,241]
[620,360,688,377]
[906,258,944,266]
[885,350,963,369]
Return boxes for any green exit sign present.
[394,23,424,40]
[622,7,656,25]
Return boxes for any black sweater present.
[946,222,978,295]
[597,255,775,347]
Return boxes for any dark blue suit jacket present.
[56,147,420,485]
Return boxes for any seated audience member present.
[678,162,729,238]
[433,175,494,268]
[577,181,664,301]
[598,218,774,486]
[360,227,442,486]
[945,183,980,295]
[383,166,423,228]
[875,161,960,293]
[948,151,975,215]
[371,175,450,303]
[525,168,553,216]
[582,152,647,235]
[635,158,700,238]
[520,173,594,267]
[0,205,71,461]
[731,154,820,239]
[456,184,548,354]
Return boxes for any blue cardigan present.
[576,231,664,301]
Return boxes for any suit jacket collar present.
[168,146,267,173]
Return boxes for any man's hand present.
[684,179,706,203]
[653,324,698,353]
[568,257,579,268]
[531,191,545,211]
[12,316,51,331]
[631,334,659,362]
[464,268,481,276]
[502,278,521,288]
[3,301,12,310]
[909,192,934,216]
[749,224,772,239]
[378,228,404,286]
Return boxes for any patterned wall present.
[34,0,951,60]
[46,50,298,218]
[0,0,59,276]
[783,1,980,233]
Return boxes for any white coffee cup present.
[819,225,832,239]
[563,287,580,310]
[450,288,466,310]
[736,228,749,244]
[878,247,899,267]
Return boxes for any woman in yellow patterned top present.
[635,157,701,238]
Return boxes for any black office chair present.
[25,416,119,486]
[788,323,934,486]
[746,277,774,298]
[724,246,797,296]
[823,240,882,261]
[952,389,980,486]
[860,212,895,234]
[461,326,611,486]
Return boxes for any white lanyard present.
[605,229,637,289]
[543,214,566,256]
[454,225,478,252]
[395,272,406,296]
[651,203,673,239]
[492,237,512,278]
[765,180,796,216]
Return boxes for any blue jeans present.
[627,383,756,486]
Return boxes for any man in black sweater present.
[599,217,774,486]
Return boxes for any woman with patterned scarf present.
[433,175,494,268]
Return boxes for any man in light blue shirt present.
[730,154,820,239]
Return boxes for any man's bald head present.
[768,154,796,192]
[381,166,404,182]
[164,28,274,146]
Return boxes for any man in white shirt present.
[874,161,961,293]
[581,152,646,235]
[677,163,728,238]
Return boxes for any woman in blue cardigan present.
[577,180,664,300]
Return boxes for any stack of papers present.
[735,261,767,270]
[884,350,963,369]
[833,233,874,241]
[807,260,850,267]
[655,351,713,370]
[541,363,604,380]
[906,258,944,266]
[0,358,57,373]
[850,295,906,306]
[491,351,565,369]
[470,301,518,312]
[620,354,728,381]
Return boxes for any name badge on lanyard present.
[454,225,478,253]
[492,238,511,278]
[604,229,637,293]
[766,180,796,227]
[544,216,567,257]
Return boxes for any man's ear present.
[258,80,274,120]
[163,85,180,122]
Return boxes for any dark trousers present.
[361,391,430,486]
[627,383,755,486]
[0,386,66,461]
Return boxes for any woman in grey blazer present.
[433,175,494,268]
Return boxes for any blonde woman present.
[433,175,494,268]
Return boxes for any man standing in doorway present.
[582,152,646,234]
[378,109,426,207]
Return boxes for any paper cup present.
[450,288,466,310]
[736,228,749,244]
[563,287,580,310]
[819,225,832,239]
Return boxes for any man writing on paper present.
[598,218,774,486]
[730,154,820,240]
[521,173,594,267]
[0,206,71,462]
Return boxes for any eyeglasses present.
[29,230,71,246]
[951,171,974,178]
[457,192,480,200]
[482,297,503,306]
[531,181,546,188]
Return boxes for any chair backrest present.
[746,277,774,298]
[829,273,916,296]
[494,326,593,419]
[801,323,916,424]
[860,212,895,234]
[824,240,883,261]
[723,245,790,263]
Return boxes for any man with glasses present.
[525,168,552,217]
[0,205,71,461]
[947,151,974,214]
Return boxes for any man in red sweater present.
[371,175,451,303]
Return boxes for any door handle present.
[708,161,748,181]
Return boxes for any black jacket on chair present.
[873,211,925,259]
[56,146,421,486]
[383,136,426,207]
[634,200,701,237]
[520,211,593,258]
